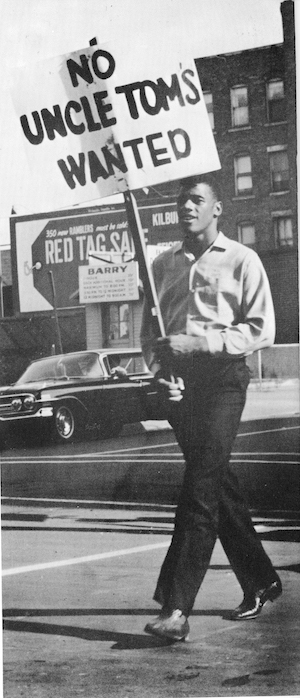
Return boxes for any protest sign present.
[12,42,220,210]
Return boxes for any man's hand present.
[155,334,209,361]
[157,375,185,402]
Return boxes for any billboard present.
[10,201,181,312]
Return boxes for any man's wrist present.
[150,361,162,376]
[205,331,226,356]
[190,336,209,354]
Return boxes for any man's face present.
[177,182,222,244]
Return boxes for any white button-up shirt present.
[141,231,275,369]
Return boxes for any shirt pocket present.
[192,269,220,309]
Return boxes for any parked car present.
[0,348,166,444]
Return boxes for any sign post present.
[123,190,166,337]
[48,270,63,354]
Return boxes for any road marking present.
[1,441,180,459]
[1,454,299,465]
[2,541,169,577]
[232,451,300,456]
[3,450,299,460]
[1,424,299,462]
[238,425,299,437]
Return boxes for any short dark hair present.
[178,173,223,202]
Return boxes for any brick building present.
[195,0,298,343]
[149,0,298,343]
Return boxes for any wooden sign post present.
[123,189,166,337]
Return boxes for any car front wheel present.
[53,404,84,442]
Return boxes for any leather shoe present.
[144,609,190,641]
[230,578,282,620]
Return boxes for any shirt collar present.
[175,231,228,257]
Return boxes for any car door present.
[102,353,152,425]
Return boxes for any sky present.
[0,0,288,247]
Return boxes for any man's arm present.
[206,253,276,357]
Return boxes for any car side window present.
[79,356,103,378]
[108,355,128,379]
[106,354,149,378]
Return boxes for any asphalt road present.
[1,380,300,697]
[1,382,299,510]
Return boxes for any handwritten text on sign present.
[12,44,220,208]
[79,260,139,304]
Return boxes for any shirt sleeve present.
[205,252,276,357]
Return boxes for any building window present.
[237,222,256,248]
[273,217,293,247]
[266,79,286,123]
[203,91,214,130]
[234,155,253,195]
[231,86,249,127]
[269,149,289,192]
[108,303,129,341]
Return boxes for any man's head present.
[177,174,223,252]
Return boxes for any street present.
[1,381,300,510]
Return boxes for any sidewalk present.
[140,379,300,432]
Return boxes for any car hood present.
[0,379,73,394]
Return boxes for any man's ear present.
[213,200,223,218]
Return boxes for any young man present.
[140,173,282,642]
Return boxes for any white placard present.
[11,42,220,210]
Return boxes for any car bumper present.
[0,406,54,423]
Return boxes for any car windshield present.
[16,353,104,383]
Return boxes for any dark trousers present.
[154,357,277,617]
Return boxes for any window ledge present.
[228,126,251,132]
[264,121,287,127]
[270,190,290,196]
[232,195,255,200]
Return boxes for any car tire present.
[53,404,84,443]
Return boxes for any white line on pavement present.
[237,425,299,437]
[3,450,299,461]
[1,457,298,466]
[2,541,169,577]
[1,424,299,462]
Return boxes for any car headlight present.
[23,395,36,410]
[11,397,22,412]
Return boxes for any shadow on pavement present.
[3,607,228,619]
[2,607,236,650]
[3,618,170,649]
